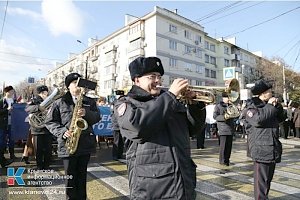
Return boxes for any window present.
[210,56,216,65]
[224,59,230,67]
[224,46,229,55]
[205,68,210,77]
[169,58,177,68]
[211,70,216,78]
[184,62,193,72]
[169,24,177,33]
[185,45,192,54]
[205,54,209,63]
[195,80,202,86]
[210,44,215,52]
[104,80,112,89]
[195,35,202,44]
[196,65,204,74]
[205,41,209,49]
[195,48,202,58]
[169,40,177,50]
[184,30,191,39]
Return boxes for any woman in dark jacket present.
[45,73,101,200]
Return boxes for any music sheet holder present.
[76,78,97,90]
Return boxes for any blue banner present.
[93,106,113,136]
[11,103,30,141]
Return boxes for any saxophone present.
[66,88,88,154]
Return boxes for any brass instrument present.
[29,86,62,128]
[158,78,241,119]
[157,78,240,103]
[66,87,88,154]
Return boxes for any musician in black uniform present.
[25,85,52,169]
[111,90,125,160]
[244,79,284,200]
[114,56,206,199]
[45,73,101,200]
[213,92,235,166]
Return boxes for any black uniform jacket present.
[244,97,284,163]
[25,95,51,135]
[45,91,101,158]
[114,85,206,200]
[213,101,235,136]
[0,98,16,129]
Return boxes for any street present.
[1,137,300,200]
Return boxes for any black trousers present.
[33,134,52,169]
[254,162,276,200]
[63,154,90,200]
[282,121,290,139]
[112,130,124,159]
[196,127,205,149]
[219,135,233,164]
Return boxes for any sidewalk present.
[280,137,300,147]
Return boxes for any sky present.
[0,0,300,86]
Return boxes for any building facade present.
[46,6,262,99]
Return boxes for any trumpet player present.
[244,79,285,200]
[25,85,52,169]
[45,73,101,200]
[213,92,235,166]
[113,56,206,199]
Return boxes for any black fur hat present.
[129,56,164,81]
[36,85,48,94]
[222,92,229,97]
[251,79,272,95]
[3,86,14,93]
[65,73,82,88]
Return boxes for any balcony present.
[230,54,240,61]
[128,31,145,42]
[128,48,145,58]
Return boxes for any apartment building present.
[46,6,261,98]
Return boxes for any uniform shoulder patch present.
[246,109,256,118]
[117,103,127,117]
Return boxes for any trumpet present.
[157,78,240,104]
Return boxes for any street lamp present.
[76,40,88,79]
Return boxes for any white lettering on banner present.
[95,122,112,130]
[101,115,112,121]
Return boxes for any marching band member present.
[244,79,285,200]
[213,92,235,166]
[114,56,206,199]
[25,85,52,169]
[45,73,101,200]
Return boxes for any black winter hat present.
[65,73,82,88]
[36,85,48,94]
[251,79,273,95]
[3,86,14,93]
[129,56,164,81]
[222,92,229,97]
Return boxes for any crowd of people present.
[0,56,299,200]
